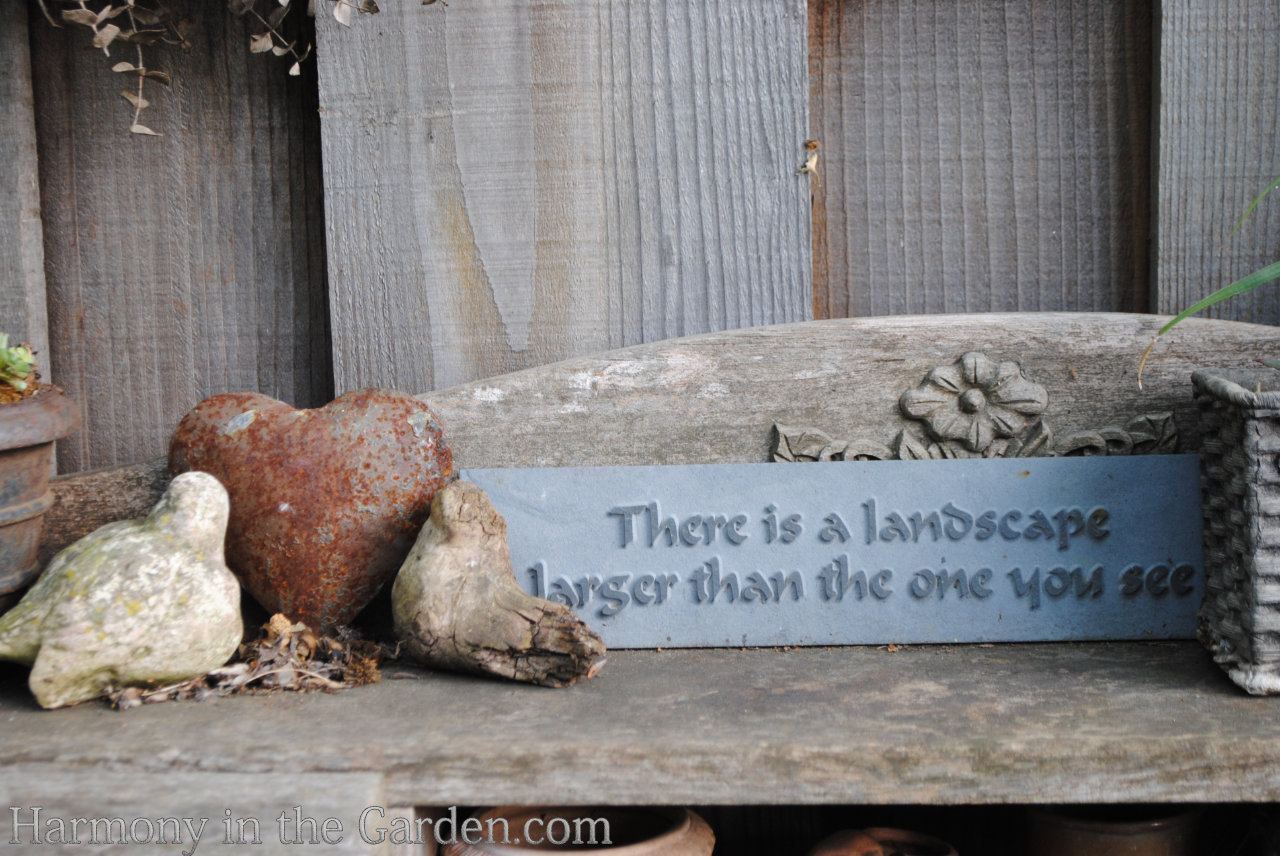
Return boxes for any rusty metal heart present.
[169,389,453,630]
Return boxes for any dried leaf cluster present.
[36,0,393,135]
[107,613,392,710]
[36,0,186,135]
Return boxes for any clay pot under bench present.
[1029,805,1201,856]
[442,806,714,855]
[808,826,958,856]
[0,388,79,610]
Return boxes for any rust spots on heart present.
[169,389,454,631]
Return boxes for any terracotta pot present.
[808,826,958,856]
[442,806,714,855]
[1029,806,1201,856]
[0,389,79,602]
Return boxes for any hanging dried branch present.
[35,0,400,133]
[38,0,184,134]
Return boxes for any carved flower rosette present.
[772,351,1177,463]
[897,352,1049,459]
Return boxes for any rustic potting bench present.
[4,313,1280,855]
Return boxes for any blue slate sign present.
[462,456,1204,648]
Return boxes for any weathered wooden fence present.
[4,0,1279,474]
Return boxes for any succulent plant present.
[0,334,37,394]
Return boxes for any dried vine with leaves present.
[35,0,387,135]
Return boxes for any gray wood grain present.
[41,313,1280,556]
[28,4,332,474]
[0,643,1275,806]
[422,313,1276,471]
[0,766,388,855]
[314,0,811,395]
[1,4,49,366]
[809,0,1153,317]
[1156,0,1280,324]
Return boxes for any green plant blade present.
[1157,260,1280,336]
[1138,259,1280,388]
[1235,175,1280,234]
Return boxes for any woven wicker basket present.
[1194,368,1280,694]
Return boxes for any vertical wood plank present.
[28,4,332,473]
[1156,0,1280,324]
[314,0,811,395]
[809,0,1152,318]
[0,4,49,365]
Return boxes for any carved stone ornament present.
[772,351,1177,463]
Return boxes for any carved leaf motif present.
[772,425,839,462]
[1056,414,1177,457]
[841,439,894,462]
[893,429,933,461]
[1100,428,1134,456]
[771,355,1173,465]
[1127,412,1177,455]
[1010,420,1054,458]
[935,440,979,459]
[1058,431,1108,457]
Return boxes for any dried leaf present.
[249,32,274,53]
[268,5,289,26]
[92,23,121,51]
[104,615,390,709]
[99,5,131,22]
[120,90,150,108]
[288,61,301,76]
[144,70,172,85]
[115,687,143,710]
[130,122,161,136]
[36,0,61,27]
[360,0,379,11]
[271,43,292,56]
[333,0,352,25]
[118,29,166,45]
[60,9,99,26]
[111,61,139,73]
[130,7,162,26]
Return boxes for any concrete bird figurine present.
[0,471,242,708]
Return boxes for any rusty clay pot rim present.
[862,827,959,856]
[1029,806,1204,837]
[459,806,711,855]
[0,387,80,452]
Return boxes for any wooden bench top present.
[5,313,1278,837]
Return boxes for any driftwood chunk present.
[391,481,605,687]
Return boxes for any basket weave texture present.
[1194,369,1280,694]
